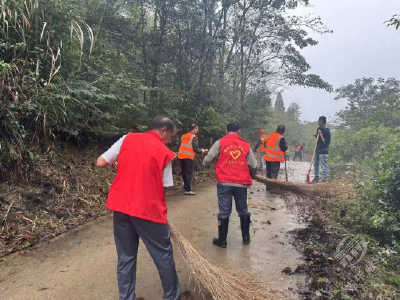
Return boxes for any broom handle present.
[308,134,319,173]
[285,156,288,182]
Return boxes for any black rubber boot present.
[240,215,251,245]
[213,218,229,248]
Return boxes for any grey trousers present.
[113,212,181,300]
[217,183,250,219]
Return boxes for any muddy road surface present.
[0,161,310,300]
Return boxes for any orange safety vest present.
[178,132,196,160]
[295,144,302,152]
[260,134,269,153]
[286,147,290,153]
[264,132,285,162]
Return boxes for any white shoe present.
[185,191,196,195]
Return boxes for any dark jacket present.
[279,137,288,153]
[316,127,331,154]
[192,137,203,154]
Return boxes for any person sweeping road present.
[96,116,189,300]
[254,129,269,171]
[293,143,305,161]
[178,124,207,195]
[203,122,257,248]
[264,125,288,179]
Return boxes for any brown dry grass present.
[169,222,278,300]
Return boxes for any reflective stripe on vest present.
[178,133,196,160]
[264,132,285,162]
[260,134,269,153]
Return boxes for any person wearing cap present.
[178,124,207,195]
[253,129,269,171]
[264,125,288,179]
[96,116,190,300]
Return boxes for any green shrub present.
[356,138,400,244]
[330,127,399,164]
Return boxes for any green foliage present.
[334,77,400,245]
[336,78,400,129]
[385,15,400,30]
[0,0,332,177]
[355,138,400,244]
[329,127,398,164]
[274,92,286,112]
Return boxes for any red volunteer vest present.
[106,131,176,224]
[215,134,252,186]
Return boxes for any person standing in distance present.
[264,125,288,179]
[178,124,207,195]
[253,129,269,171]
[203,122,257,248]
[313,116,331,183]
[293,143,305,161]
[96,116,190,300]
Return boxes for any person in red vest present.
[253,129,268,171]
[96,116,189,300]
[264,125,288,179]
[203,122,257,248]
[178,124,207,195]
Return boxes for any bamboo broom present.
[254,175,350,199]
[168,222,276,300]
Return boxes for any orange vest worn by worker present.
[286,147,290,154]
[264,132,285,163]
[295,144,302,152]
[260,134,269,153]
[178,132,196,160]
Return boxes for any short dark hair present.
[319,116,327,124]
[227,122,242,132]
[190,124,198,131]
[276,125,285,134]
[149,116,176,132]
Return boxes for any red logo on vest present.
[216,135,252,185]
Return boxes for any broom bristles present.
[254,175,350,199]
[169,222,276,300]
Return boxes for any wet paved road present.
[0,162,309,300]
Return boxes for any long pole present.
[285,156,288,182]
[306,135,319,183]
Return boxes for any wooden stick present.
[307,135,319,183]
[2,200,14,224]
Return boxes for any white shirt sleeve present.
[101,135,127,165]
[162,162,174,187]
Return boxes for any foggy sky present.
[284,0,400,122]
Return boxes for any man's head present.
[276,125,285,135]
[149,116,177,144]
[226,122,242,135]
[190,124,199,134]
[258,129,265,136]
[318,116,327,127]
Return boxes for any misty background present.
[285,0,400,122]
